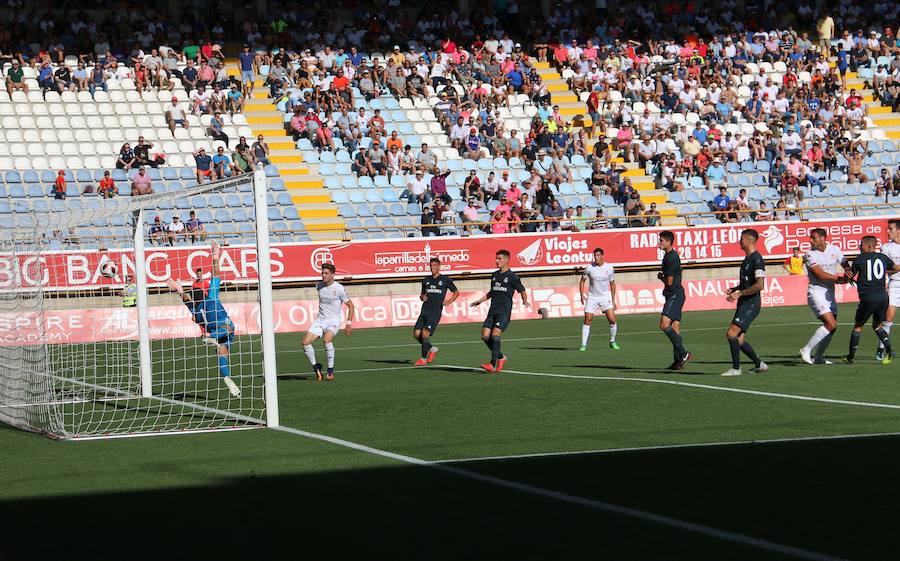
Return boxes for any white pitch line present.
[274,321,824,354]
[273,424,846,561]
[437,365,900,411]
[437,431,900,464]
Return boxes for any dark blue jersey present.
[661,249,683,295]
[737,251,766,304]
[421,274,458,316]
[488,269,525,311]
[851,252,895,300]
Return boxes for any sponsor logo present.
[762,225,785,253]
[310,247,334,270]
[373,244,470,272]
[517,239,543,266]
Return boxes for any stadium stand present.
[1,1,899,241]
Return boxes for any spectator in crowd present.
[6,60,27,93]
[712,187,731,217]
[97,171,118,199]
[166,97,188,135]
[52,170,67,200]
[783,247,805,275]
[149,216,167,245]
[625,191,646,227]
[226,84,245,114]
[544,199,565,230]
[133,137,159,168]
[167,215,185,245]
[116,143,136,170]
[416,143,439,173]
[706,158,727,189]
[560,207,579,232]
[755,201,774,221]
[131,166,154,196]
[589,209,609,230]
[644,203,662,227]
[430,169,453,204]
[208,112,229,145]
[406,170,431,206]
[193,148,214,183]
[212,146,236,178]
[252,135,271,166]
[185,211,207,243]
[461,199,481,233]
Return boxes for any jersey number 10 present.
[867,259,885,281]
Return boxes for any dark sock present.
[740,341,761,367]
[482,337,493,352]
[875,329,892,354]
[491,336,502,365]
[728,336,741,369]
[421,337,432,359]
[848,331,861,360]
[663,327,686,359]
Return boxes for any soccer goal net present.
[0,171,279,440]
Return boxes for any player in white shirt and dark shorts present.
[302,263,355,381]
[800,228,851,365]
[876,219,900,360]
[579,248,620,351]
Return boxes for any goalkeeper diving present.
[166,241,241,397]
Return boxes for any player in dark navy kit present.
[844,236,900,365]
[413,258,460,366]
[470,250,529,373]
[722,229,768,376]
[658,231,692,370]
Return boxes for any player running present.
[800,228,851,365]
[470,250,529,373]
[579,248,620,352]
[413,258,460,366]
[721,229,768,376]
[875,219,900,360]
[658,231,691,370]
[302,263,354,381]
[844,236,899,364]
[166,241,240,397]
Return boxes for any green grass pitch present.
[2,305,900,560]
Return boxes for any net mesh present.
[0,175,270,439]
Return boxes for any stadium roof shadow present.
[2,434,898,560]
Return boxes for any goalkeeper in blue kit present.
[166,241,241,397]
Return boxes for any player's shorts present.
[584,294,614,315]
[483,309,512,331]
[208,320,235,348]
[888,281,900,308]
[807,288,838,318]
[731,299,761,332]
[661,290,685,321]
[855,296,889,328]
[308,317,341,338]
[414,312,441,335]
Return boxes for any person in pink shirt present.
[494,197,513,221]
[582,40,598,60]
[505,183,523,204]
[785,154,803,179]
[615,125,635,162]
[490,210,509,234]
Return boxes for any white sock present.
[581,324,591,346]
[880,322,893,350]
[609,323,618,342]
[803,326,830,353]
[325,342,335,369]
[303,344,317,366]
[814,332,835,359]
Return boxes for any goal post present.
[0,171,280,439]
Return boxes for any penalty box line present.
[437,365,900,412]
[273,423,847,561]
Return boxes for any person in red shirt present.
[53,170,67,200]
[442,37,456,54]
[98,170,118,198]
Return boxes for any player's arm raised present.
[210,241,221,278]
[166,278,191,303]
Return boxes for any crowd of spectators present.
[149,211,207,245]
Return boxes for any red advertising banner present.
[0,276,859,344]
[0,216,889,290]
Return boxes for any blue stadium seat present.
[22,171,39,184]
[336,151,352,163]
[264,165,279,177]
[5,171,21,183]
[372,204,390,217]
[406,203,420,215]
[339,204,356,218]
[8,185,25,198]
[267,207,282,221]
[283,207,300,220]
[382,189,400,202]
[342,176,359,189]
[358,176,375,189]
[332,191,349,204]
[374,175,389,187]
[232,209,249,222]
[270,178,285,191]
[366,190,383,203]
[389,203,406,216]
[349,190,366,203]
[76,170,93,183]
[27,184,45,197]
[357,204,374,218]
[276,192,292,205]
[225,194,242,207]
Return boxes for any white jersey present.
[582,262,615,298]
[881,241,900,285]
[804,244,845,292]
[316,281,349,321]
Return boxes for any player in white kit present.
[800,228,851,364]
[579,248,620,351]
[876,219,900,360]
[302,263,355,381]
